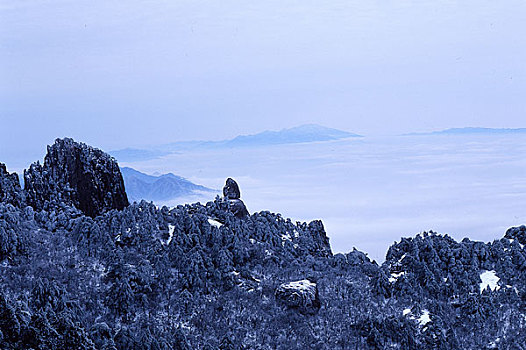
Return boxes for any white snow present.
[403,308,411,316]
[280,279,316,291]
[164,224,175,245]
[479,270,500,293]
[207,218,223,228]
[281,232,292,241]
[389,271,406,283]
[418,310,431,326]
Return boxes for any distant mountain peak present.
[226,124,361,147]
[120,167,215,202]
[111,124,362,162]
[407,127,526,136]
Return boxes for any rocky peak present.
[0,163,24,207]
[24,138,129,217]
[223,177,241,199]
[222,178,249,218]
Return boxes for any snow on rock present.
[389,271,406,283]
[207,218,223,228]
[403,308,411,316]
[275,279,320,313]
[24,138,129,217]
[418,310,431,326]
[480,270,500,293]
[167,225,175,245]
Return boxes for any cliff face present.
[0,163,24,207]
[24,138,129,217]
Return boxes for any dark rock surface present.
[223,177,241,199]
[227,199,249,218]
[24,138,129,217]
[0,163,24,207]
[275,279,321,313]
[223,178,249,218]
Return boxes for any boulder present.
[275,279,320,313]
[24,138,129,217]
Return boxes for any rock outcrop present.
[0,163,24,207]
[24,138,129,217]
[275,279,320,314]
[223,178,249,218]
[223,178,241,199]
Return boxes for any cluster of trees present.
[0,139,525,349]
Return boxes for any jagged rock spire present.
[24,138,129,217]
[222,178,249,218]
[0,163,24,207]
[223,177,241,199]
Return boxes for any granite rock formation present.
[0,163,24,207]
[275,279,321,314]
[24,138,129,217]
[223,177,241,199]
[222,178,249,218]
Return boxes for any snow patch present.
[281,232,292,246]
[403,308,411,316]
[280,279,316,291]
[389,271,406,283]
[163,224,175,245]
[418,310,431,326]
[207,218,223,228]
[479,270,500,293]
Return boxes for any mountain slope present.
[0,138,524,349]
[121,167,216,202]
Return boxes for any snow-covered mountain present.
[1,138,525,349]
[121,167,215,202]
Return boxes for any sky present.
[1,0,526,167]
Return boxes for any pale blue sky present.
[1,0,525,167]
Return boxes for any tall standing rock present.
[0,163,24,207]
[223,178,241,199]
[24,138,129,217]
[222,178,249,218]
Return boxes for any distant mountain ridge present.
[121,167,216,202]
[222,124,361,147]
[407,127,526,136]
[111,124,362,162]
